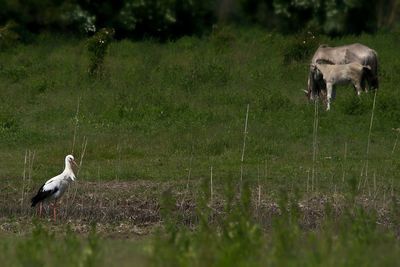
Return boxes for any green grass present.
[1,28,400,266]
[1,29,400,193]
[0,223,150,267]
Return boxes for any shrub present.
[283,30,320,64]
[118,0,177,39]
[210,25,237,51]
[61,4,96,33]
[117,0,216,39]
[87,28,115,77]
[0,21,20,50]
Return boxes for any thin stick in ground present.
[379,128,400,199]
[240,104,250,188]
[66,137,88,218]
[312,99,319,192]
[264,159,268,194]
[342,142,347,183]
[115,143,122,181]
[390,129,399,197]
[358,162,365,191]
[181,144,194,209]
[210,166,213,205]
[27,151,35,216]
[186,144,194,191]
[71,97,81,155]
[361,90,377,192]
[78,137,88,215]
[391,178,394,197]
[78,137,88,174]
[20,150,28,214]
[66,97,81,218]
[257,163,261,209]
[391,128,400,154]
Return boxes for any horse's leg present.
[361,76,368,93]
[364,80,369,93]
[355,81,362,96]
[326,83,333,111]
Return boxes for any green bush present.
[0,21,20,50]
[0,0,393,38]
[87,28,115,77]
[118,0,177,38]
[210,25,237,51]
[283,30,320,64]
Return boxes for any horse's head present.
[305,64,325,101]
[311,64,323,81]
[361,65,379,90]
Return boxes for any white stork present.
[31,155,78,221]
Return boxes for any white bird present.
[31,155,78,221]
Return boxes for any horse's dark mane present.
[316,59,335,65]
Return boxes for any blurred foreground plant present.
[283,30,320,64]
[153,180,263,266]
[152,177,400,266]
[14,222,101,267]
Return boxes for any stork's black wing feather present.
[31,182,59,207]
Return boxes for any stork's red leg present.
[39,202,42,217]
[53,201,57,222]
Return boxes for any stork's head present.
[65,155,78,179]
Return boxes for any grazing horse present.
[306,43,379,101]
[311,62,372,110]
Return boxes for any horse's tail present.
[366,50,379,89]
[371,50,379,89]
[361,65,373,90]
[307,67,319,100]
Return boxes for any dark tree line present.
[0,0,399,39]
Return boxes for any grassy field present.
[1,27,400,266]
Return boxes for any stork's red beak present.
[71,159,78,168]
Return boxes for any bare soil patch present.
[1,180,398,237]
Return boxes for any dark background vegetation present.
[1,0,399,40]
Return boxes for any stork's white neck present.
[64,158,76,180]
[65,158,72,169]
